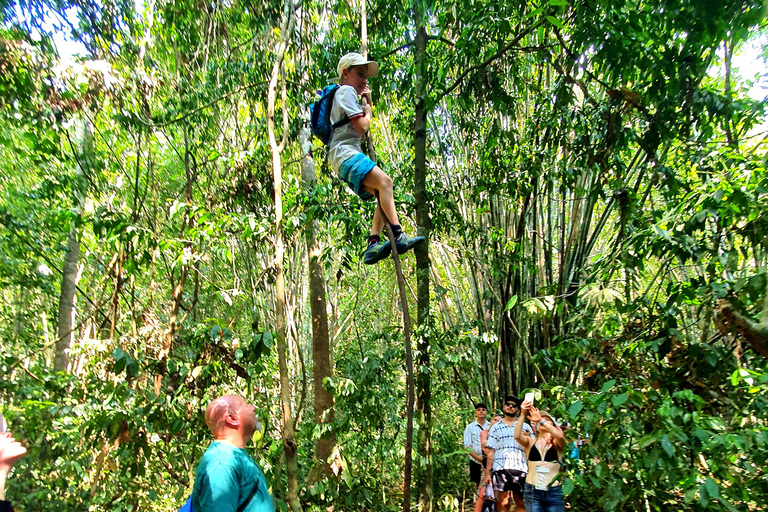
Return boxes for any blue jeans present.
[524,483,565,512]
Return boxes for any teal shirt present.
[192,441,274,512]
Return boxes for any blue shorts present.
[338,153,376,201]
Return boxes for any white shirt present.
[463,420,490,462]
[487,419,534,473]
[327,85,365,172]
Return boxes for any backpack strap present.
[332,117,350,129]
[325,87,350,150]
[325,116,350,156]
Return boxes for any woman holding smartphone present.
[513,401,566,512]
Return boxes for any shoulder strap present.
[323,86,350,150]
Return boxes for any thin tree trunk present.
[267,3,300,510]
[412,9,433,510]
[55,227,80,372]
[55,119,90,372]
[300,108,335,479]
[154,126,194,395]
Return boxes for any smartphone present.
[0,412,6,433]
[524,392,534,406]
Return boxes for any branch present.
[551,27,613,92]
[436,20,545,101]
[715,300,768,358]
[377,40,415,60]
[11,227,117,336]
[427,35,455,47]
[138,81,269,128]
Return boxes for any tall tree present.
[300,108,335,478]
[268,0,300,509]
[55,119,90,372]
[412,5,433,508]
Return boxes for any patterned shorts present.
[492,469,527,495]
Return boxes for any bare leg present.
[361,166,400,228]
[496,491,510,512]
[512,492,525,512]
[370,202,384,237]
[475,493,484,512]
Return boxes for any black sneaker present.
[394,233,425,254]
[363,239,392,264]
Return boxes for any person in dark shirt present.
[192,395,274,512]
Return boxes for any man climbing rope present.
[328,52,424,264]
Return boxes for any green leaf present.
[704,478,719,499]
[548,0,568,4]
[263,331,274,348]
[562,477,575,495]
[546,15,564,29]
[661,435,674,457]
[504,295,518,311]
[210,325,222,340]
[568,400,583,417]
[612,393,628,406]
[113,357,126,375]
[601,380,617,392]
[525,6,545,18]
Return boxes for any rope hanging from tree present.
[360,3,416,511]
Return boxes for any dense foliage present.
[1,0,767,510]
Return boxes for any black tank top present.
[529,441,559,462]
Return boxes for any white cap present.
[337,52,379,79]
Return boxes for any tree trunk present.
[300,108,335,479]
[55,119,91,372]
[154,126,194,395]
[55,226,80,372]
[267,2,300,510]
[412,12,433,510]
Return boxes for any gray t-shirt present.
[328,85,365,172]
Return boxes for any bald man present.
[191,395,274,512]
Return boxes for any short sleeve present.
[486,425,499,451]
[463,424,472,449]
[335,86,364,119]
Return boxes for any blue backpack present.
[310,85,350,146]
[179,496,192,512]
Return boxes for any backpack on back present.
[310,85,350,146]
